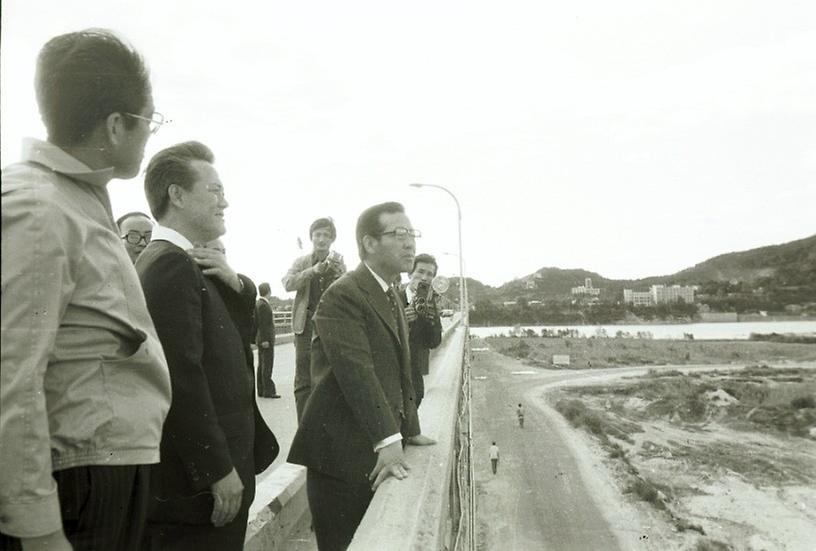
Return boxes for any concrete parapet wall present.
[244,462,308,550]
[349,321,467,550]
[243,315,464,550]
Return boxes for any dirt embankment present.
[548,366,816,550]
[488,335,816,369]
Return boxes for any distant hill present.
[449,233,816,304]
[652,233,816,287]
[498,268,611,296]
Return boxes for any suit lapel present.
[353,264,400,343]
[352,264,417,423]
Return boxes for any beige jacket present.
[281,253,346,334]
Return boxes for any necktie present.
[387,286,409,348]
[388,285,414,416]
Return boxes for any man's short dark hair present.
[259,282,271,296]
[309,217,336,240]
[412,253,438,276]
[355,202,404,259]
[35,29,151,146]
[115,211,152,230]
[144,141,215,220]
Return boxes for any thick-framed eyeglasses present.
[121,231,152,245]
[124,111,165,134]
[378,227,421,240]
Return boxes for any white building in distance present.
[571,277,601,296]
[624,284,695,306]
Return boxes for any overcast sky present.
[3,0,814,296]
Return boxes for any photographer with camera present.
[282,217,346,421]
[402,253,444,411]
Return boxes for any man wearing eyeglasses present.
[288,202,433,551]
[1,30,170,551]
[117,211,154,263]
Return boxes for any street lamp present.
[409,183,468,325]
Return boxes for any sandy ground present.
[540,364,816,550]
[472,349,662,550]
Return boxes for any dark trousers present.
[0,464,150,551]
[143,509,249,551]
[306,470,374,551]
[491,458,498,474]
[294,324,314,421]
[411,368,425,408]
[257,344,277,397]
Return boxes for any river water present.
[469,320,816,340]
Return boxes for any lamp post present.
[411,183,473,547]
[409,183,468,325]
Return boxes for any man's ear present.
[361,235,378,257]
[167,183,185,209]
[105,112,127,146]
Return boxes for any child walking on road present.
[516,403,525,428]
[489,442,500,474]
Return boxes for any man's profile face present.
[311,228,335,255]
[183,160,228,243]
[370,212,416,275]
[119,216,153,262]
[410,261,436,291]
[114,95,155,179]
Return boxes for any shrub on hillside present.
[791,396,816,409]
[503,339,531,359]
[555,399,587,424]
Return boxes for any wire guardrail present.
[452,330,475,551]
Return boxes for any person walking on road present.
[516,403,525,428]
[489,442,500,474]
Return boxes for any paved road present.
[254,339,299,479]
[471,344,622,551]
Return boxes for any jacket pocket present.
[100,335,170,450]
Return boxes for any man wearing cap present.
[282,217,346,421]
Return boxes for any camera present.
[414,281,432,316]
[412,276,449,317]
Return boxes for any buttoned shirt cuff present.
[373,433,402,452]
[0,493,63,538]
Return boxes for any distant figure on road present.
[489,442,500,474]
[516,403,525,428]
[255,282,280,398]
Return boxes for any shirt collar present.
[152,225,195,251]
[21,138,115,187]
[364,262,392,293]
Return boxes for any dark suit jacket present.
[255,297,276,346]
[402,287,442,377]
[213,274,279,470]
[287,263,420,483]
[401,287,442,406]
[137,241,276,524]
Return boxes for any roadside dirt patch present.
[550,366,816,550]
[488,336,816,370]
